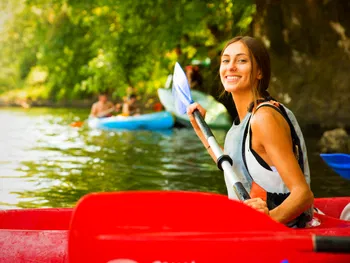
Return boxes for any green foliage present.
[0,0,255,103]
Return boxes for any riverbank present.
[0,98,95,108]
[0,95,163,114]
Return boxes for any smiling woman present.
[219,37,271,112]
[187,36,314,228]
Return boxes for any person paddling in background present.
[90,92,115,118]
[185,65,203,90]
[187,36,314,228]
[122,94,140,116]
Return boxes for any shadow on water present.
[0,107,349,208]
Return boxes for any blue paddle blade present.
[172,62,194,114]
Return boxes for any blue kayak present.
[320,153,350,180]
[88,111,174,131]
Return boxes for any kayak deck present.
[0,208,72,230]
[88,111,174,130]
[0,192,349,263]
[1,197,348,231]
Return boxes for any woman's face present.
[220,41,260,94]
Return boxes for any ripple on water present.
[0,108,349,209]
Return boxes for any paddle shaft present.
[314,235,350,253]
[193,110,250,201]
[96,107,116,118]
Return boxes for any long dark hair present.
[220,36,272,111]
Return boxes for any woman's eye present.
[222,59,229,63]
[238,59,247,63]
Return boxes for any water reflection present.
[0,107,349,209]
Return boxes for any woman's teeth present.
[227,76,240,80]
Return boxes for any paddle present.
[320,153,350,180]
[68,191,350,263]
[172,62,250,201]
[70,107,116,128]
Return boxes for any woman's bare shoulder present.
[250,105,290,137]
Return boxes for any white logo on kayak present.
[107,260,138,263]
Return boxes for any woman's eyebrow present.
[222,53,247,57]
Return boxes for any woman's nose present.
[228,62,237,72]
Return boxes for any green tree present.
[0,0,255,103]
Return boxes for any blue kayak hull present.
[88,111,174,131]
[320,153,350,180]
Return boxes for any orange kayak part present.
[153,102,163,112]
[70,121,84,128]
[249,181,267,201]
[0,192,349,263]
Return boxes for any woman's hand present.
[244,198,269,215]
[187,102,207,131]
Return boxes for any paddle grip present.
[217,155,233,171]
[234,182,251,201]
[193,109,214,140]
[314,236,350,253]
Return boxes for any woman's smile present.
[225,75,241,83]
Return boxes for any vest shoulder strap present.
[242,101,304,175]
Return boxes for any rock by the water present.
[319,128,350,153]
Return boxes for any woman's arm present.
[249,107,314,223]
[187,103,219,162]
[122,103,130,116]
[97,103,115,117]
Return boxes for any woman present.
[187,36,314,228]
[122,94,140,116]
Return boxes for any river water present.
[0,107,349,209]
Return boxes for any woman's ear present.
[257,69,263,80]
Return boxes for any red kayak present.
[0,191,349,263]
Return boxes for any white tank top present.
[244,102,311,194]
